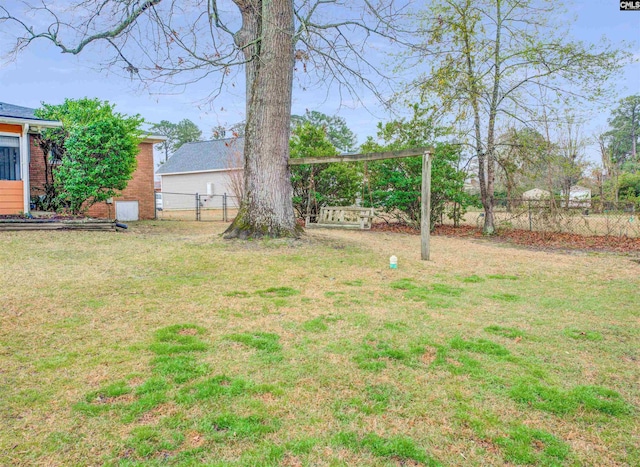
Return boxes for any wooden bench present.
[306,206,375,230]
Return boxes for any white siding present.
[159,170,242,209]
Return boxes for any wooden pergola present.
[289,147,434,260]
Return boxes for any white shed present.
[522,188,551,200]
[563,185,591,208]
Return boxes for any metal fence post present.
[528,200,533,231]
[195,193,200,221]
[223,193,228,222]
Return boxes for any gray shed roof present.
[156,137,244,174]
[0,102,58,122]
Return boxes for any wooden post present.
[421,150,432,261]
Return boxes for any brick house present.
[0,102,163,220]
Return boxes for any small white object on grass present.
[389,255,398,269]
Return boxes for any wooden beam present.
[288,147,431,165]
[421,150,433,261]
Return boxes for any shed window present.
[0,136,20,181]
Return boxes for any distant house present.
[463,177,480,195]
[522,188,551,200]
[563,185,591,208]
[156,138,244,210]
[0,101,163,220]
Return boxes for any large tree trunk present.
[461,1,495,235]
[225,0,298,239]
[481,0,502,236]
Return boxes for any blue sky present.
[1,1,638,165]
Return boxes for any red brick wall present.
[88,142,155,220]
[29,135,48,196]
[29,136,155,220]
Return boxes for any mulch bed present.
[371,223,640,254]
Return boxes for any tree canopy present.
[289,121,361,220]
[292,111,358,153]
[605,95,640,170]
[150,119,202,162]
[408,0,626,234]
[361,106,470,230]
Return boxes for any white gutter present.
[157,167,243,176]
[142,134,167,143]
[0,116,62,128]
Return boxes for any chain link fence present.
[155,192,240,222]
[441,199,640,238]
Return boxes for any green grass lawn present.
[0,221,638,466]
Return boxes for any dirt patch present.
[281,454,303,467]
[446,358,463,367]
[420,347,437,366]
[371,223,640,254]
[185,430,205,448]
[388,457,422,466]
[531,439,546,453]
[475,438,500,455]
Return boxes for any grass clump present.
[450,337,510,357]
[175,375,265,404]
[490,293,522,302]
[487,274,519,280]
[382,320,410,332]
[120,392,168,423]
[509,382,633,416]
[123,426,184,459]
[285,437,320,455]
[509,381,577,415]
[389,278,416,290]
[564,328,603,341]
[77,379,171,421]
[199,414,280,440]
[354,341,413,371]
[84,381,131,403]
[74,381,133,417]
[333,431,440,466]
[151,355,210,384]
[390,280,462,308]
[462,274,485,283]
[134,377,169,395]
[363,384,398,413]
[485,325,526,339]
[572,386,634,416]
[343,279,364,286]
[255,287,300,298]
[431,283,464,297]
[35,352,79,370]
[225,332,282,353]
[335,384,399,418]
[391,279,463,297]
[223,290,250,297]
[149,324,208,355]
[301,317,328,332]
[495,425,570,466]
